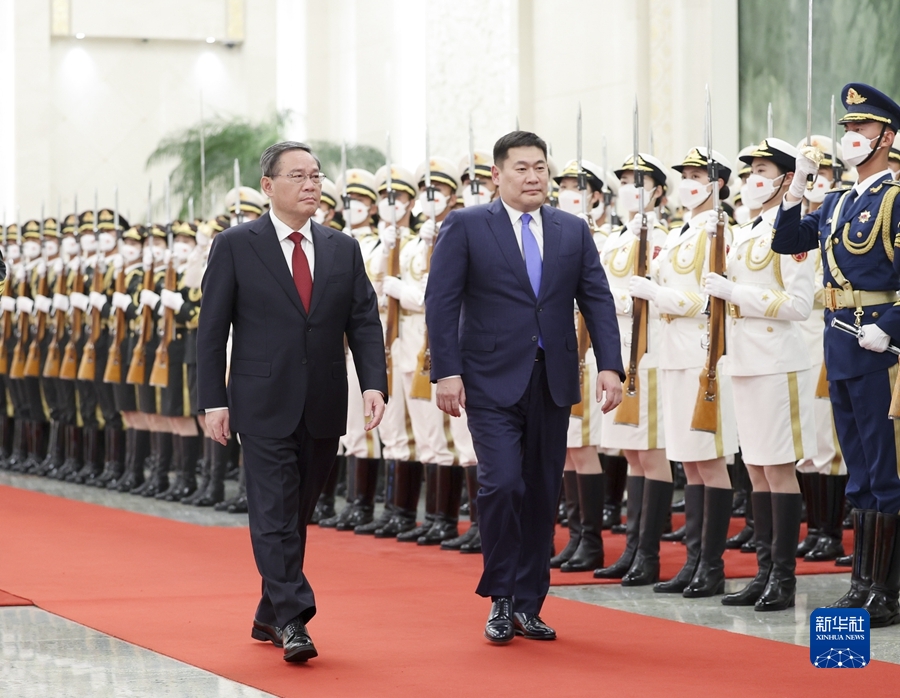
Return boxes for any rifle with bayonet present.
[104,188,126,384]
[0,213,10,375]
[149,177,174,388]
[78,191,103,381]
[691,87,727,433]
[9,217,29,380]
[383,133,401,398]
[571,106,591,419]
[24,206,48,377]
[126,184,155,386]
[44,201,75,379]
[614,98,649,427]
[59,197,85,381]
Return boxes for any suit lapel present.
[308,222,336,317]
[486,198,537,300]
[538,205,560,302]
[248,213,306,316]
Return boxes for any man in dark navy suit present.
[198,142,387,662]
[425,131,624,643]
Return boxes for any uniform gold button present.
[737,254,742,260]
[766,327,773,332]
[698,324,704,330]
[873,311,880,318]
[857,232,863,238]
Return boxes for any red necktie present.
[288,231,313,312]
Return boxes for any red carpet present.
[550,513,853,586]
[0,589,32,606]
[0,484,891,698]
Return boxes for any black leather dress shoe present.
[484,597,514,644]
[513,613,556,640]
[251,620,283,648]
[282,618,318,662]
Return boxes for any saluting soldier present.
[772,83,900,627]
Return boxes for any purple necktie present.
[521,213,541,296]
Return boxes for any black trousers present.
[240,415,339,628]
[465,358,570,615]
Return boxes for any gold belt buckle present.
[823,287,839,311]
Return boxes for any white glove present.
[34,295,52,314]
[705,212,721,240]
[379,223,398,250]
[625,215,643,236]
[14,265,25,283]
[112,291,132,311]
[418,218,437,244]
[382,276,403,300]
[703,273,736,302]
[52,258,64,275]
[67,258,81,273]
[142,246,154,267]
[89,291,107,311]
[140,289,160,310]
[69,291,89,311]
[16,296,34,315]
[0,296,15,313]
[36,260,46,277]
[859,324,891,353]
[52,293,69,312]
[160,288,185,312]
[629,276,659,302]
[109,253,123,272]
[789,154,819,199]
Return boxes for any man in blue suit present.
[425,131,624,643]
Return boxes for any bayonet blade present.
[767,102,774,139]
[469,114,478,195]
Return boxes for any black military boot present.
[318,455,356,527]
[443,465,481,551]
[311,455,339,523]
[419,465,464,545]
[621,479,675,587]
[726,484,754,550]
[684,486,733,598]
[796,472,820,557]
[0,415,13,466]
[595,476,644,579]
[34,420,63,476]
[755,492,802,611]
[861,512,900,627]
[91,428,124,487]
[182,438,210,505]
[8,420,31,473]
[561,473,606,572]
[112,429,149,492]
[830,509,877,608]
[805,474,847,562]
[135,432,172,497]
[21,421,46,473]
[52,425,82,480]
[336,457,379,530]
[226,466,249,513]
[375,461,422,538]
[194,439,227,507]
[603,455,627,531]
[550,471,581,568]
[655,484,704,593]
[161,435,199,501]
[723,492,773,606]
[70,427,102,484]
[1,419,25,471]
[356,460,397,534]
[156,435,184,500]
[398,463,438,542]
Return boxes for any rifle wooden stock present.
[571,312,591,419]
[410,331,432,400]
[103,267,127,384]
[383,239,402,397]
[43,269,67,379]
[59,264,85,381]
[9,279,30,379]
[126,266,155,386]
[614,220,649,427]
[690,212,727,433]
[0,270,15,375]
[77,262,105,381]
[149,260,176,388]
[815,363,829,399]
[24,271,49,377]
[890,360,900,419]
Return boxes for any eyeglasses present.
[271,172,326,185]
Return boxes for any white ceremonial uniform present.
[341,225,385,459]
[724,207,817,465]
[795,249,847,475]
[653,209,738,461]
[600,212,669,451]
[566,305,603,450]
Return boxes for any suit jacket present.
[425,197,623,408]
[197,212,387,439]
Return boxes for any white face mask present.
[893,168,900,181]
[590,201,606,223]
[22,241,41,260]
[152,245,166,263]
[805,174,833,204]
[841,130,879,168]
[557,189,589,215]
[79,233,97,253]
[344,199,370,227]
[61,237,79,256]
[172,241,193,262]
[617,183,651,214]
[121,244,141,263]
[734,205,751,226]
[98,232,117,252]
[377,197,407,223]
[419,191,448,218]
[43,240,59,257]
[195,230,210,247]
[312,208,327,225]
[678,179,712,211]
[462,186,492,208]
[742,173,784,209]
[6,244,19,262]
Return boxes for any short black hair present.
[260,141,321,178]
[493,131,548,166]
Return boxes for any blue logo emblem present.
[810,608,870,668]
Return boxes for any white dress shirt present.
[500,198,544,259]
[270,209,315,278]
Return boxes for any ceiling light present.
[75,33,85,39]
[206,37,216,44]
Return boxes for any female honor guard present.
[594,153,672,586]
[707,137,817,612]
[630,148,739,597]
